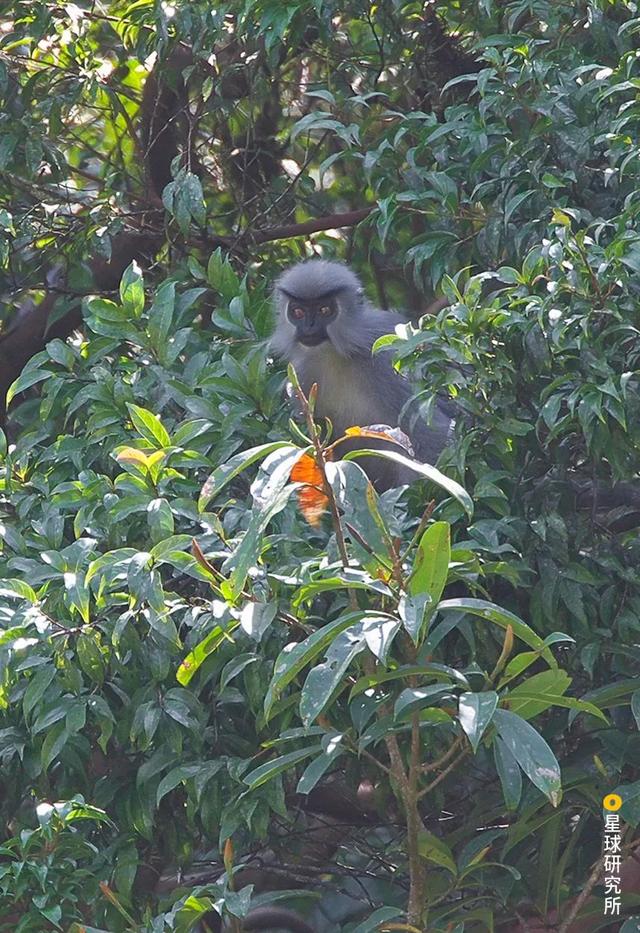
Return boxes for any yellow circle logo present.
[603,794,623,812]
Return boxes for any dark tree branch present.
[251,207,374,244]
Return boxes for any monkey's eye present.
[319,305,333,316]
[290,307,305,320]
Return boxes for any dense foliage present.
[1,1,640,931]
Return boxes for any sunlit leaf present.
[459,691,498,752]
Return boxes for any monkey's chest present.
[298,350,393,437]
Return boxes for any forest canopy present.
[1,1,640,931]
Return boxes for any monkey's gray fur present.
[271,259,456,489]
[195,905,315,932]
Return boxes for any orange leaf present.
[296,484,329,526]
[290,453,323,485]
[290,453,329,526]
[191,537,216,575]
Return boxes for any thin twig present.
[418,747,469,799]
[557,855,603,933]
[293,378,351,572]
[421,736,464,774]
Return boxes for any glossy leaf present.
[459,691,498,752]
[493,709,562,806]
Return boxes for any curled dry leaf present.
[343,423,415,455]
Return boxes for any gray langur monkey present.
[270,259,456,490]
[195,906,315,932]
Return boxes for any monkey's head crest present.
[274,259,364,310]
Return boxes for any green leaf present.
[505,691,607,723]
[394,684,454,720]
[85,548,138,588]
[504,189,535,224]
[240,601,277,641]
[114,841,139,902]
[399,592,432,645]
[199,442,294,508]
[350,663,469,699]
[149,535,193,561]
[0,578,37,602]
[439,598,556,665]
[46,338,75,369]
[264,611,391,721]
[350,908,404,933]
[292,571,392,610]
[493,709,562,806]
[542,173,567,189]
[148,280,175,350]
[494,736,522,810]
[609,779,640,828]
[621,921,640,933]
[497,650,541,688]
[505,668,607,723]
[23,666,57,719]
[296,737,346,794]
[66,700,87,734]
[167,171,207,234]
[76,633,106,685]
[409,521,451,609]
[207,248,241,299]
[574,678,640,715]
[343,448,473,518]
[32,701,71,735]
[147,498,175,543]
[64,571,90,623]
[41,721,69,771]
[120,261,145,317]
[243,747,320,790]
[300,628,367,726]
[156,763,204,805]
[127,403,171,448]
[176,620,240,686]
[632,690,640,731]
[417,830,457,874]
[87,297,127,321]
[459,691,498,752]
[222,448,305,599]
[6,368,51,406]
[505,669,571,719]
[220,654,259,691]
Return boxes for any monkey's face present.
[284,295,338,347]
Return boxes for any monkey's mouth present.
[298,334,327,347]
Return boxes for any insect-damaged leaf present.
[493,708,562,806]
